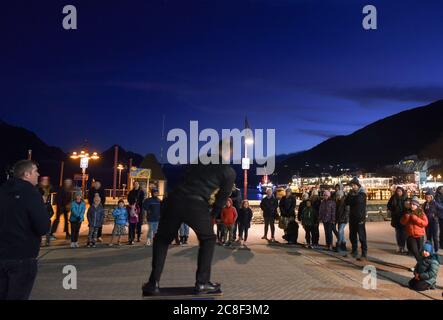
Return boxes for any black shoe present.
[351,251,358,258]
[194,282,221,294]
[142,281,160,296]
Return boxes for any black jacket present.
[279,195,296,218]
[88,186,106,206]
[230,188,242,211]
[336,197,350,224]
[237,207,253,228]
[0,179,50,259]
[56,186,73,211]
[172,163,236,218]
[260,196,278,218]
[387,189,407,228]
[346,187,367,224]
[127,188,145,208]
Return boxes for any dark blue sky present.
[2,0,443,159]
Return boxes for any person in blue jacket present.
[69,192,86,248]
[143,189,162,246]
[86,194,105,248]
[109,199,128,246]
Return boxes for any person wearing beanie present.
[408,242,440,291]
[387,186,408,254]
[335,190,349,253]
[319,190,336,250]
[401,196,428,262]
[423,190,439,253]
[345,177,368,261]
[69,192,86,248]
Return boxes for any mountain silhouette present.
[277,99,443,181]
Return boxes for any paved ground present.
[31,221,443,300]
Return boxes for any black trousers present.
[136,211,145,240]
[323,222,334,246]
[407,236,424,262]
[128,223,137,242]
[349,222,368,256]
[264,216,275,238]
[70,221,82,242]
[304,225,319,245]
[51,207,69,235]
[149,196,215,284]
[0,258,38,300]
[238,224,249,241]
[97,227,103,238]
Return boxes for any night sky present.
[2,0,443,160]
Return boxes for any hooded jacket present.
[0,178,50,259]
[434,186,443,219]
[69,200,86,222]
[260,195,278,218]
[414,254,440,286]
[400,208,428,238]
[237,207,253,228]
[346,187,367,224]
[319,198,336,223]
[279,195,296,218]
[112,207,128,225]
[336,197,350,224]
[87,204,105,228]
[221,199,238,226]
[387,187,407,228]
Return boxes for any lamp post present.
[243,135,254,201]
[70,150,99,196]
[117,164,125,190]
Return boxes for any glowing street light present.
[117,164,125,190]
[70,150,100,196]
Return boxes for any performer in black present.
[142,140,236,296]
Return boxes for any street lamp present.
[117,164,125,190]
[70,150,99,196]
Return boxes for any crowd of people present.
[1,158,441,299]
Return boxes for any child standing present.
[300,200,319,248]
[237,200,253,245]
[127,203,139,245]
[221,198,237,246]
[69,192,86,248]
[86,194,105,247]
[109,199,128,246]
[401,196,428,262]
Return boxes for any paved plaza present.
[31,222,443,300]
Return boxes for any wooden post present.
[112,145,118,199]
[128,158,133,190]
[244,169,248,200]
[59,161,64,187]
[27,149,32,160]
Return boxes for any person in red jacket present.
[221,198,237,246]
[401,196,428,262]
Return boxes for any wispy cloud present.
[297,129,342,139]
[333,85,443,106]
